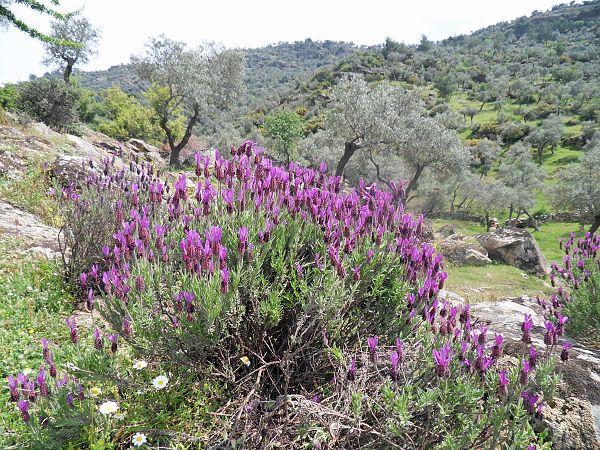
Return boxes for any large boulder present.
[471,296,600,448]
[477,227,550,275]
[436,233,492,266]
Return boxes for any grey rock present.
[0,201,61,259]
[464,248,492,266]
[478,227,551,275]
[436,233,490,266]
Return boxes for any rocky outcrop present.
[478,227,550,275]
[51,155,103,186]
[470,296,600,449]
[0,201,61,259]
[436,232,492,266]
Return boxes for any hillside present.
[54,40,362,104]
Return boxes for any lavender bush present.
[7,142,566,449]
[550,232,600,339]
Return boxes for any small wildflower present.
[90,386,102,397]
[133,360,148,370]
[98,400,119,415]
[240,356,250,366]
[131,432,148,447]
[152,375,169,390]
[114,413,125,421]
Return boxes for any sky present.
[0,0,575,84]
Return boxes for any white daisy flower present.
[90,386,102,397]
[151,375,169,390]
[133,360,148,370]
[114,413,125,421]
[22,368,33,376]
[98,401,118,415]
[131,432,147,447]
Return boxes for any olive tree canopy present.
[43,15,101,83]
[131,36,245,166]
[553,143,600,233]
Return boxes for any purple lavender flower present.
[37,366,48,398]
[18,400,30,422]
[367,336,378,362]
[108,334,118,353]
[221,268,230,294]
[396,338,404,364]
[80,272,87,288]
[523,349,535,372]
[347,358,357,382]
[93,327,103,350]
[65,317,79,344]
[544,320,556,346]
[521,390,539,415]
[135,275,145,292]
[123,318,132,336]
[40,338,49,362]
[238,227,249,255]
[8,376,18,402]
[498,370,509,396]
[433,343,453,377]
[491,334,503,359]
[87,288,94,311]
[561,341,573,362]
[390,351,399,381]
[520,359,530,385]
[556,314,568,336]
[295,262,304,279]
[521,314,533,344]
[66,392,74,407]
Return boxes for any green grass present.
[444,263,554,303]
[432,219,585,301]
[0,241,75,446]
[0,160,60,227]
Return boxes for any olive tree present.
[467,178,511,231]
[131,36,245,166]
[526,114,564,164]
[389,110,471,197]
[553,143,600,233]
[43,15,101,83]
[469,138,502,177]
[263,111,304,164]
[498,143,545,228]
[324,77,470,196]
[324,76,422,178]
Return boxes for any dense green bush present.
[16,78,80,130]
[0,83,18,110]
[93,86,167,145]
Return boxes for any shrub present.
[94,86,167,145]
[16,78,80,130]
[0,83,18,110]
[55,156,153,290]
[8,142,564,449]
[550,232,600,340]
